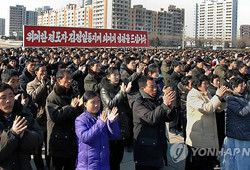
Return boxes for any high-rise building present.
[130,5,184,46]
[37,1,184,46]
[9,5,26,36]
[0,18,5,35]
[9,5,38,36]
[82,0,92,7]
[26,11,38,26]
[240,25,250,40]
[38,0,131,30]
[195,0,238,48]
[109,0,131,30]
[35,6,52,16]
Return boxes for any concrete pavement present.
[121,124,185,170]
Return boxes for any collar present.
[139,89,156,100]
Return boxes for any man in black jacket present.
[19,58,36,93]
[132,76,176,170]
[45,69,81,170]
[169,61,183,134]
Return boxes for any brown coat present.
[27,77,52,130]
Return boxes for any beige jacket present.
[186,88,221,149]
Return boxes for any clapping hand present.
[11,116,27,138]
[21,93,29,107]
[216,86,228,98]
[107,107,119,122]
[70,97,79,108]
[163,86,172,94]
[137,64,145,74]
[78,95,84,107]
[163,90,176,108]
[100,110,108,123]
[125,82,132,93]
[121,83,126,93]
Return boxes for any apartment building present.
[9,5,26,36]
[9,5,38,36]
[130,5,184,46]
[26,11,38,26]
[195,0,238,48]
[38,0,131,30]
[0,19,5,35]
[240,25,250,40]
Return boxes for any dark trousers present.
[34,131,50,169]
[169,108,182,132]
[109,140,125,170]
[135,163,164,170]
[180,110,187,141]
[185,145,216,170]
[52,156,76,170]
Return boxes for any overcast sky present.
[1,0,249,36]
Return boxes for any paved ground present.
[0,40,22,48]
[120,123,185,170]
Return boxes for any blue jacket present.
[75,110,120,170]
[225,93,250,141]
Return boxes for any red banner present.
[23,25,149,47]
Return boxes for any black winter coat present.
[100,78,131,140]
[19,69,35,93]
[0,105,43,170]
[84,72,104,93]
[133,90,175,167]
[45,83,80,158]
[120,65,141,94]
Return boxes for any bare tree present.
[186,37,195,47]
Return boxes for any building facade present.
[26,11,38,26]
[9,5,26,36]
[195,0,238,48]
[37,1,184,46]
[130,5,184,46]
[0,18,5,35]
[37,0,131,30]
[9,5,38,36]
[240,25,250,40]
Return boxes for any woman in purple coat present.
[75,91,120,170]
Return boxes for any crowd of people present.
[0,47,249,170]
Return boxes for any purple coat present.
[75,110,120,170]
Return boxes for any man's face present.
[26,62,36,74]
[73,58,80,66]
[142,80,157,98]
[239,66,247,75]
[220,59,226,66]
[91,63,101,73]
[0,88,15,116]
[196,62,204,69]
[36,66,47,81]
[58,72,72,89]
[230,61,237,69]
[212,78,220,88]
[127,60,136,71]
[9,60,17,67]
[7,76,19,94]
